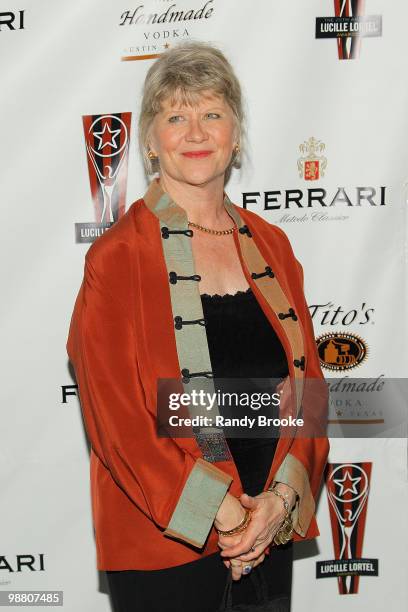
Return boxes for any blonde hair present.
[138,41,245,175]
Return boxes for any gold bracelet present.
[267,486,291,514]
[215,510,252,537]
[267,485,294,545]
[267,481,297,509]
[273,514,294,545]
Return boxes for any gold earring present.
[234,144,240,155]
[148,150,157,160]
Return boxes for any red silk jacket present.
[67,179,329,570]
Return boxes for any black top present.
[200,287,288,379]
[200,287,289,496]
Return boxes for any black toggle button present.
[169,272,201,284]
[161,226,194,239]
[278,308,298,321]
[239,224,253,237]
[293,356,305,371]
[251,266,275,280]
[174,316,206,330]
[181,368,214,384]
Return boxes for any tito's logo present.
[316,332,368,371]
[75,113,132,244]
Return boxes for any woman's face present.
[148,90,238,187]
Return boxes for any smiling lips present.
[181,150,213,158]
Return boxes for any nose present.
[185,116,208,143]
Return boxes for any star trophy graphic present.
[316,462,378,594]
[75,113,132,244]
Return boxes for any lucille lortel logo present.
[315,0,382,60]
[317,462,378,594]
[75,112,132,244]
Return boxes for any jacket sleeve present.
[67,256,232,549]
[272,259,330,537]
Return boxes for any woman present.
[67,41,329,611]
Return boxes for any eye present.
[206,112,221,119]
[168,115,185,123]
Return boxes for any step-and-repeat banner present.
[1,1,407,610]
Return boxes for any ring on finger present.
[243,564,253,575]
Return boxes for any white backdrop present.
[1,0,407,610]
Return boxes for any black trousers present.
[107,437,292,612]
[106,541,292,612]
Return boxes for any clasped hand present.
[214,487,295,581]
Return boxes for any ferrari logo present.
[298,137,327,181]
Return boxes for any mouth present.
[181,151,213,159]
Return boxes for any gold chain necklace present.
[187,220,236,235]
